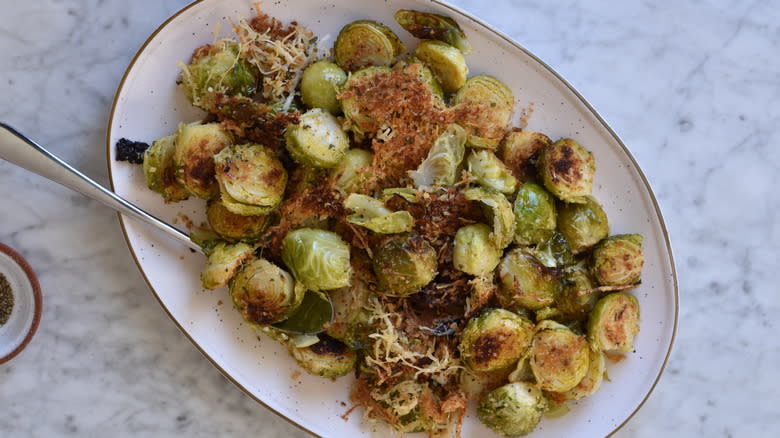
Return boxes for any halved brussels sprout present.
[394,9,472,54]
[467,149,518,194]
[200,241,255,290]
[229,258,305,325]
[557,195,609,254]
[370,380,441,433]
[325,276,373,349]
[344,193,414,234]
[178,39,257,110]
[529,320,590,392]
[285,108,350,168]
[173,122,233,199]
[477,382,547,437]
[339,66,393,137]
[498,130,552,181]
[414,40,468,94]
[587,292,640,352]
[497,249,559,311]
[538,138,595,203]
[591,234,644,286]
[334,20,405,71]
[410,124,467,189]
[556,265,599,320]
[300,60,347,114]
[395,56,444,100]
[453,224,502,276]
[464,187,515,249]
[330,148,374,193]
[459,308,534,372]
[453,75,514,149]
[214,143,287,215]
[282,228,352,291]
[206,199,270,242]
[288,334,357,378]
[143,134,189,202]
[533,231,574,269]
[513,182,557,246]
[558,348,606,401]
[373,234,437,297]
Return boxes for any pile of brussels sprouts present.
[137,8,646,437]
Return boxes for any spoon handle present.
[0,122,201,253]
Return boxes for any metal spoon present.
[0,122,332,334]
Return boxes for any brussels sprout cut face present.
[173,122,233,199]
[498,249,559,311]
[394,9,472,55]
[587,292,641,353]
[289,334,357,378]
[477,382,547,437]
[334,20,404,71]
[529,320,590,392]
[206,200,270,242]
[214,143,288,215]
[414,40,468,94]
[453,75,514,149]
[453,223,502,276]
[539,138,595,203]
[281,228,352,291]
[200,242,255,290]
[459,308,534,372]
[591,234,645,286]
[285,108,350,168]
[229,258,305,326]
[143,134,189,202]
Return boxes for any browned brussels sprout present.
[200,241,255,290]
[498,130,552,181]
[173,122,233,199]
[394,9,472,54]
[452,75,514,149]
[373,234,437,297]
[414,40,468,94]
[529,320,590,392]
[334,20,405,71]
[214,143,288,216]
[497,249,559,311]
[206,199,270,242]
[143,134,189,202]
[556,265,600,320]
[339,66,393,137]
[557,195,609,254]
[288,334,357,378]
[229,258,305,325]
[467,149,518,194]
[477,382,547,437]
[538,138,595,203]
[591,234,644,286]
[459,308,534,372]
[587,292,640,352]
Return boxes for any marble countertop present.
[1,0,778,436]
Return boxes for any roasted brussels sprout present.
[285,108,350,168]
[533,231,574,269]
[513,182,557,246]
[464,187,515,250]
[206,199,270,242]
[370,380,441,433]
[498,130,552,181]
[373,234,437,297]
[529,320,589,392]
[459,308,534,372]
[339,66,393,137]
[143,134,189,202]
[556,265,599,320]
[178,39,257,110]
[587,292,640,352]
[410,123,467,189]
[300,60,347,114]
[325,275,373,349]
[281,228,352,291]
[591,234,644,286]
[477,382,547,437]
[453,224,502,276]
[414,40,468,94]
[288,334,357,378]
[200,241,255,290]
[330,148,373,193]
[557,195,609,254]
[394,9,472,54]
[558,348,606,401]
[395,57,444,100]
[344,193,414,234]
[538,138,595,203]
[453,75,514,149]
[334,20,405,71]
[229,258,305,325]
[467,149,518,195]
[497,249,559,311]
[214,143,287,215]
[173,122,233,199]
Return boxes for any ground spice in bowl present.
[0,273,13,326]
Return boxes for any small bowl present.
[0,243,42,364]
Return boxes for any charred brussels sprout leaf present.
[206,199,270,242]
[200,241,255,290]
[394,9,472,54]
[497,249,559,311]
[300,60,347,114]
[229,258,305,325]
[334,20,405,71]
[285,108,350,168]
[414,40,468,94]
[538,138,595,203]
[373,234,437,297]
[143,134,189,202]
[478,382,547,437]
[459,308,534,372]
[410,123,467,189]
[591,234,644,286]
[214,143,287,215]
[513,182,557,246]
[178,39,257,111]
[282,228,352,291]
[344,193,414,234]
[453,75,514,149]
[467,149,518,194]
[453,223,502,276]
[529,320,590,392]
[587,292,640,353]
[173,122,233,199]
[288,334,357,378]
[557,195,609,254]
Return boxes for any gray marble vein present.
[1,0,778,437]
